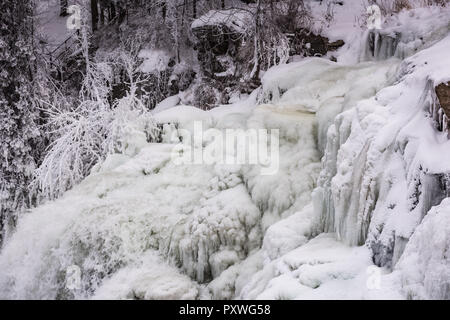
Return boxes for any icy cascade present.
[361,30,400,61]
[0,94,323,299]
[234,35,450,301]
[1,11,449,299]
[394,198,450,300]
[204,59,402,299]
[0,55,400,299]
[258,58,400,154]
[0,51,448,300]
[315,34,450,276]
[360,7,450,62]
[0,141,264,298]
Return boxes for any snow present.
[0,1,449,301]
[153,105,213,135]
[309,0,365,42]
[259,57,400,152]
[0,82,324,299]
[262,204,319,261]
[239,34,450,300]
[191,9,252,34]
[358,6,450,62]
[239,233,401,300]
[0,141,217,298]
[243,105,321,229]
[314,34,450,269]
[92,251,199,300]
[35,0,74,51]
[395,198,450,300]
[152,95,181,114]
[138,49,172,73]
[2,42,448,298]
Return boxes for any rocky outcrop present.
[436,82,450,119]
[287,28,345,57]
[192,24,242,79]
[193,24,345,77]
[428,81,450,136]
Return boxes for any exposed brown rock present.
[288,28,345,57]
[435,82,450,119]
[328,40,345,51]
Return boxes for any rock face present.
[436,82,450,120]
[192,23,345,100]
[288,28,345,57]
[111,55,196,109]
[193,24,345,78]
[192,25,242,78]
[428,81,450,135]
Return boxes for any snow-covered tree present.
[0,0,42,244]
[33,16,157,200]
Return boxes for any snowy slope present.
[0,55,410,299]
[238,34,450,300]
[0,0,449,300]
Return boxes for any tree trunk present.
[162,1,167,21]
[99,0,106,25]
[91,0,99,32]
[192,0,197,19]
[110,2,116,21]
[181,0,187,27]
[118,3,127,25]
[60,0,68,17]
[252,0,262,80]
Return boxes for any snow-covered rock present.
[315,34,450,268]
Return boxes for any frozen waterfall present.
[0,24,449,301]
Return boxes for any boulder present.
[288,28,345,57]
[192,24,242,78]
[436,82,450,119]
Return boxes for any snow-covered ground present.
[0,1,449,300]
[35,0,75,50]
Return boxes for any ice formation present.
[361,7,450,61]
[313,35,450,299]
[0,4,449,301]
[395,198,450,300]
